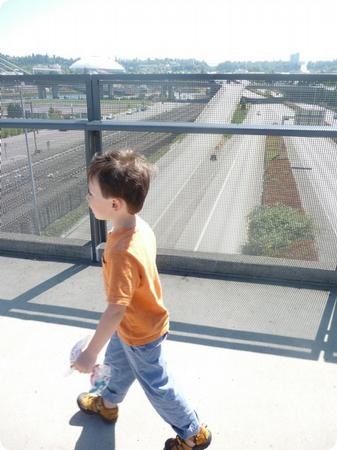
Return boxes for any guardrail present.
[1,73,336,287]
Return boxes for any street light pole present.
[30,101,39,154]
[19,86,41,234]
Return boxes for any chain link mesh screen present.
[1,76,336,269]
[0,79,90,240]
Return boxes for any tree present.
[48,107,63,119]
[7,103,23,118]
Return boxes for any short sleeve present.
[102,252,140,306]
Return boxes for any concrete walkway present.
[1,255,337,450]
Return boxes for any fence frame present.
[1,73,336,284]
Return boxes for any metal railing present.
[1,73,336,287]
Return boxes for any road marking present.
[291,166,312,170]
[193,106,259,252]
[194,153,238,251]
[153,154,206,230]
[153,86,244,231]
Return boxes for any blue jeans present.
[101,332,200,440]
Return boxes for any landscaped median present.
[243,136,318,261]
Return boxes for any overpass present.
[247,84,337,107]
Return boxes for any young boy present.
[73,149,212,450]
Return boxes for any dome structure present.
[70,56,125,74]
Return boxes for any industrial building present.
[294,104,326,125]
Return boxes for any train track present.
[1,103,204,233]
[1,103,202,187]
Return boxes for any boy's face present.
[86,177,118,221]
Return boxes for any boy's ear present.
[111,198,121,209]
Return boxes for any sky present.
[0,0,336,64]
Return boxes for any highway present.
[54,92,337,269]
[142,96,336,263]
[175,129,264,254]
[142,82,245,227]
[141,83,265,254]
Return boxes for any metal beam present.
[2,73,337,84]
[2,118,337,139]
[85,77,106,261]
[87,121,337,138]
[0,119,87,129]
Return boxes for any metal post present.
[19,86,41,234]
[85,76,106,262]
[30,101,39,153]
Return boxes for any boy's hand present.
[73,349,97,374]
[71,304,125,374]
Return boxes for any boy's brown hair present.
[88,149,155,214]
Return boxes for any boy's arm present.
[73,303,126,373]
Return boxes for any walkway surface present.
[1,254,337,450]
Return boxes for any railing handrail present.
[1,72,336,275]
[1,118,337,139]
[1,73,337,82]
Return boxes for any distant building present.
[70,56,125,74]
[294,104,326,125]
[290,53,300,66]
[32,64,63,74]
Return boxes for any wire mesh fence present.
[0,74,336,273]
[0,127,88,238]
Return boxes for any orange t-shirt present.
[102,215,169,346]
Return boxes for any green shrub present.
[48,107,63,119]
[243,203,314,257]
[231,103,249,124]
[1,128,24,138]
[7,102,23,118]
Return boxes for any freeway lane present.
[285,137,336,236]
[141,86,265,254]
[173,106,265,254]
[285,136,337,266]
[141,82,245,231]
[181,133,264,254]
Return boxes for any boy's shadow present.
[69,412,115,450]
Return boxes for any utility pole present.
[19,85,41,234]
[30,101,39,154]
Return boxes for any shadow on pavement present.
[1,259,337,364]
[69,411,115,450]
[170,288,337,362]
